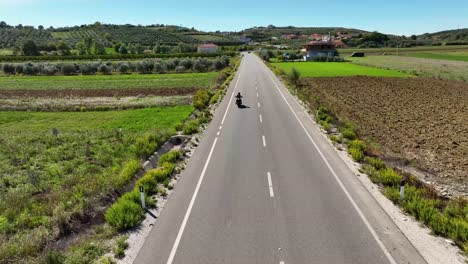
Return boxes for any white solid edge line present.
[166,137,219,264]
[266,68,398,264]
[267,172,274,197]
[262,135,266,147]
[221,60,243,125]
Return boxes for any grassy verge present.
[265,58,468,256]
[0,72,218,90]
[0,106,192,263]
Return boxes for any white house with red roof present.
[197,43,218,53]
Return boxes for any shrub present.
[45,251,66,264]
[364,157,386,170]
[2,63,15,74]
[378,168,402,187]
[288,67,301,85]
[193,89,212,111]
[348,139,366,152]
[118,159,141,186]
[349,147,364,162]
[158,150,180,166]
[60,63,76,75]
[98,64,112,74]
[329,135,342,144]
[115,236,129,259]
[340,127,357,140]
[183,119,199,135]
[105,199,143,230]
[117,62,130,74]
[132,134,158,159]
[383,186,400,204]
[135,174,158,195]
[175,65,185,73]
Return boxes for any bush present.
[340,127,357,140]
[132,134,158,159]
[105,198,143,230]
[135,174,158,195]
[183,119,199,135]
[2,63,15,74]
[118,159,141,187]
[364,157,386,170]
[349,147,364,162]
[98,64,112,74]
[193,89,212,110]
[117,62,130,74]
[115,236,129,259]
[175,65,185,73]
[158,150,180,167]
[60,63,76,75]
[378,168,402,187]
[288,67,301,85]
[383,186,400,204]
[348,139,366,152]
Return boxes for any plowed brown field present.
[302,76,468,194]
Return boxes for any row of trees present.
[0,56,230,76]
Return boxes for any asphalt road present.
[135,53,427,264]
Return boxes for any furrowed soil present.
[301,76,468,194]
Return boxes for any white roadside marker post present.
[140,186,146,209]
[400,179,406,202]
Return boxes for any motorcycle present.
[236,97,243,108]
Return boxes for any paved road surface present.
[135,53,427,264]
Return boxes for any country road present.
[134,53,427,264]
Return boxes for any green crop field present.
[0,72,218,90]
[405,53,468,62]
[0,106,193,262]
[272,62,410,77]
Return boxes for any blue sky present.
[0,0,467,35]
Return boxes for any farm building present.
[197,43,218,53]
[303,40,338,61]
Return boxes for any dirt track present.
[0,87,199,98]
[302,76,468,194]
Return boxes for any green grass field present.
[338,45,468,55]
[405,53,468,62]
[349,55,468,82]
[0,105,193,262]
[0,72,218,90]
[273,62,410,77]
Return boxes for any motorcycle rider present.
[235,92,243,106]
[235,92,243,100]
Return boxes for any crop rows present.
[0,28,54,48]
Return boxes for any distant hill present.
[417,28,468,43]
[238,26,369,41]
[0,22,243,49]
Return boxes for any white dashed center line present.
[259,114,263,123]
[267,172,274,197]
[262,135,266,147]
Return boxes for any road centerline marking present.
[258,102,261,108]
[262,135,266,147]
[259,114,263,123]
[166,137,219,264]
[267,172,274,197]
[265,66,397,264]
